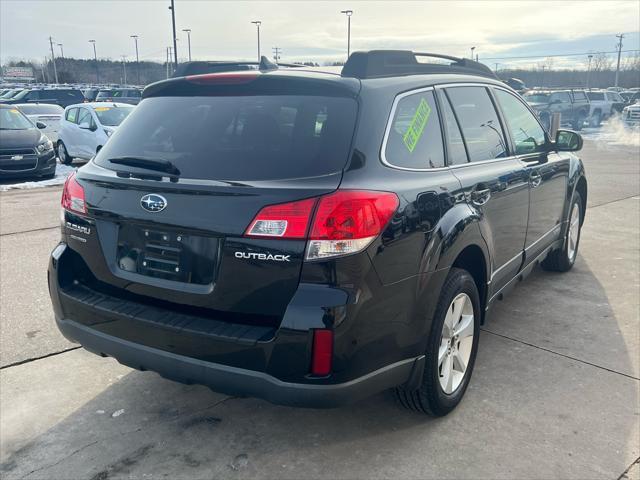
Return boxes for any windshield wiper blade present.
[107,156,181,176]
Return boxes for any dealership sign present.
[1,66,35,80]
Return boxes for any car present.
[0,89,25,100]
[82,88,100,103]
[15,103,64,144]
[620,90,640,107]
[95,88,142,105]
[622,100,640,127]
[57,102,133,165]
[524,89,590,131]
[0,104,56,179]
[48,50,587,416]
[1,88,86,108]
[586,90,625,126]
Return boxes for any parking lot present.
[0,134,639,479]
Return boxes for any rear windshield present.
[524,93,550,103]
[96,90,112,98]
[94,95,358,181]
[94,105,133,126]
[18,104,64,115]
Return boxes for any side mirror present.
[79,121,91,130]
[555,129,583,152]
[35,121,47,129]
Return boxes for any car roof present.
[64,102,134,110]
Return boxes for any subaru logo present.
[140,194,167,213]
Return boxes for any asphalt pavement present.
[0,138,638,479]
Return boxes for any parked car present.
[15,103,64,144]
[1,88,86,108]
[586,90,625,126]
[95,88,142,105]
[0,89,25,100]
[620,90,640,107]
[49,50,586,416]
[524,89,590,131]
[82,88,100,102]
[0,104,56,179]
[57,102,133,164]
[622,100,640,127]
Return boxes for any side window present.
[495,89,546,155]
[25,90,39,101]
[439,93,468,165]
[66,108,78,123]
[384,90,445,169]
[446,86,508,162]
[77,108,92,126]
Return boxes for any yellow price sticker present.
[94,107,111,112]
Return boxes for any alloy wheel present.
[567,203,580,262]
[438,293,475,394]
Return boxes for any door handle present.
[530,172,542,188]
[470,188,491,206]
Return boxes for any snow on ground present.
[0,161,77,192]
[581,117,640,149]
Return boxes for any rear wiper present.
[107,156,181,176]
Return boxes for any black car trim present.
[55,317,421,408]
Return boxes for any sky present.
[1,0,639,69]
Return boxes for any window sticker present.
[94,107,111,112]
[402,98,432,153]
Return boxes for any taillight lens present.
[245,198,317,238]
[307,190,399,260]
[245,190,398,260]
[61,172,86,214]
[311,329,333,376]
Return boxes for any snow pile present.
[0,162,77,192]
[582,117,640,149]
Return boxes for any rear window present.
[94,95,358,181]
[18,104,64,115]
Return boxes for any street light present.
[251,21,261,62]
[470,46,476,60]
[89,40,99,83]
[340,10,353,59]
[168,0,178,68]
[131,35,140,85]
[586,54,593,89]
[182,29,192,62]
[57,43,64,58]
[121,55,127,84]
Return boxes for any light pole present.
[168,0,178,68]
[89,40,98,83]
[251,21,261,61]
[340,10,353,59]
[470,46,476,60]
[614,33,624,88]
[57,43,64,58]
[586,54,593,89]
[131,35,140,85]
[48,36,59,83]
[182,29,192,62]
[273,47,281,62]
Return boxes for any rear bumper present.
[48,242,426,408]
[56,316,420,408]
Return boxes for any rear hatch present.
[65,71,360,324]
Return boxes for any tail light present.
[186,72,259,85]
[61,172,86,214]
[245,190,399,260]
[311,329,333,376]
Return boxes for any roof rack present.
[172,57,302,77]
[341,50,497,80]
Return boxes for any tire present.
[396,268,480,416]
[541,192,583,272]
[57,141,73,165]
[572,113,586,131]
[589,111,601,128]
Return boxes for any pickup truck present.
[524,89,590,131]
[586,90,625,127]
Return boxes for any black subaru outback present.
[49,51,587,416]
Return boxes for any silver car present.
[15,103,64,143]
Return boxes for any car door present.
[493,88,569,264]
[440,85,529,294]
[75,107,95,159]
[62,107,80,156]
